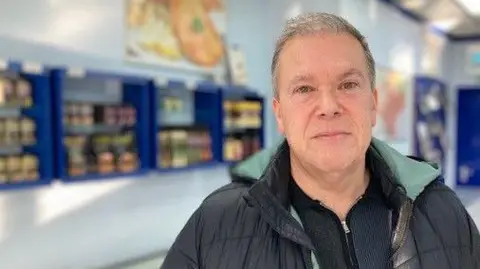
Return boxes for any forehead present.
[278,33,368,81]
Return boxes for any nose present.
[314,90,342,119]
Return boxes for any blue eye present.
[340,81,359,90]
[295,86,314,94]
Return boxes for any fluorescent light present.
[401,0,427,10]
[456,0,480,15]
[430,18,460,31]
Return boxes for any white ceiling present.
[393,0,480,38]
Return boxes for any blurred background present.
[0,0,479,268]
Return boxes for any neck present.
[290,152,369,220]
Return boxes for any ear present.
[371,88,378,127]
[273,97,285,134]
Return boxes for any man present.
[161,13,480,269]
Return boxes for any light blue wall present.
[0,0,438,147]
[0,0,449,268]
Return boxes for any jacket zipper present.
[341,220,359,269]
[319,195,363,269]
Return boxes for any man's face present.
[273,33,377,172]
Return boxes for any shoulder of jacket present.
[413,178,470,225]
[192,183,262,246]
[415,178,460,203]
[199,182,251,212]
[414,179,461,206]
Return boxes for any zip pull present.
[341,221,350,234]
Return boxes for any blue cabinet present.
[50,69,151,182]
[150,80,221,171]
[220,85,265,164]
[0,61,54,190]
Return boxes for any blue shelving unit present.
[0,61,54,190]
[151,80,221,172]
[50,68,151,182]
[219,85,265,164]
[195,81,223,164]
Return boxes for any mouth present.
[313,131,351,139]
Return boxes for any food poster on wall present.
[373,66,413,153]
[125,0,226,73]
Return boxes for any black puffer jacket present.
[161,139,480,269]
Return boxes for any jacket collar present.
[244,142,315,249]
[243,140,411,249]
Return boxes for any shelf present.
[224,126,261,134]
[0,180,50,191]
[0,144,38,155]
[0,105,40,119]
[222,85,260,99]
[0,61,54,191]
[64,124,132,135]
[52,68,152,182]
[0,106,22,117]
[62,168,149,183]
[158,124,209,130]
[62,98,123,105]
[157,161,220,172]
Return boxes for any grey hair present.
[271,12,376,98]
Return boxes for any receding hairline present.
[271,13,376,98]
[273,32,374,93]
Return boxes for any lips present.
[313,131,351,138]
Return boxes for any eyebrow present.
[288,74,316,89]
[337,68,365,80]
[287,68,365,89]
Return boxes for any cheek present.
[346,100,375,132]
[282,105,308,135]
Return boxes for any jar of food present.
[159,130,172,168]
[15,79,32,107]
[223,137,233,161]
[0,157,6,183]
[20,117,36,145]
[22,154,39,181]
[2,78,14,105]
[80,104,94,126]
[7,156,22,182]
[252,102,262,128]
[5,118,19,145]
[69,104,81,126]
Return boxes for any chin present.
[305,143,358,172]
[311,153,355,172]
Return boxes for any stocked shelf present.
[220,86,264,163]
[51,69,151,182]
[0,61,265,190]
[157,125,214,170]
[151,80,219,171]
[0,61,54,190]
